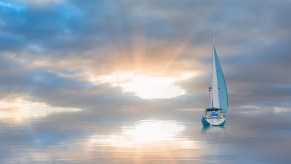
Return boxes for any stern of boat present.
[201,108,226,126]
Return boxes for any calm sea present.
[1,108,291,163]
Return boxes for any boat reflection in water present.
[201,126,225,137]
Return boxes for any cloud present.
[0,0,289,119]
[0,94,82,124]
[21,0,65,5]
[273,107,291,113]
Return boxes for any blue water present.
[0,109,290,163]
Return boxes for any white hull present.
[204,117,226,126]
[201,111,226,126]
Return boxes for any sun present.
[92,72,194,99]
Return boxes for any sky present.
[0,0,291,163]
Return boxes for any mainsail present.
[210,43,228,113]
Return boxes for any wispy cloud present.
[273,106,291,113]
[19,0,65,7]
[0,1,26,11]
[0,94,82,124]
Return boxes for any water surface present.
[1,109,291,163]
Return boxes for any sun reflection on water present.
[14,120,209,163]
[122,120,184,144]
[88,120,200,149]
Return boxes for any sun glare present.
[93,72,194,99]
[88,120,197,149]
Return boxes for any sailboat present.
[201,37,228,126]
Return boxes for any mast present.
[211,38,220,109]
[210,36,214,108]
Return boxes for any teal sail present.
[211,45,228,113]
